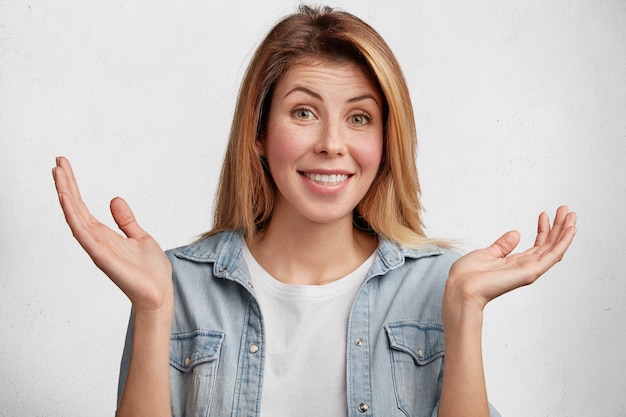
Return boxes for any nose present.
[315,120,346,156]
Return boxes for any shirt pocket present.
[169,330,225,417]
[384,321,444,417]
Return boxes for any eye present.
[292,107,315,120]
[349,113,371,126]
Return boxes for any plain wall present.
[1,1,625,415]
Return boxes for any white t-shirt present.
[242,241,375,417]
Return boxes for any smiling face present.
[256,59,384,229]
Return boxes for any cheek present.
[354,136,384,174]
[264,125,304,167]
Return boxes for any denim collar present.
[174,230,443,282]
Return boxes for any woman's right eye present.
[292,107,315,120]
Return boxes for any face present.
[257,59,384,228]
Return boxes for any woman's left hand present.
[445,206,577,313]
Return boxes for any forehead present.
[275,58,380,98]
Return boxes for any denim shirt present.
[118,231,501,417]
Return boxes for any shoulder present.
[165,230,243,265]
[377,237,461,272]
[369,239,458,323]
[373,237,460,294]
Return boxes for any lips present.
[302,172,350,185]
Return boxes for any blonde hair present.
[206,5,441,248]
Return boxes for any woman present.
[52,6,577,417]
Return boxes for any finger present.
[545,211,577,260]
[553,223,577,258]
[530,224,577,277]
[543,206,569,246]
[54,156,85,202]
[52,158,70,196]
[110,197,148,240]
[534,211,550,247]
[53,158,116,254]
[53,158,92,223]
[53,165,83,229]
[486,230,521,258]
[534,207,576,259]
[563,211,577,230]
[57,189,105,253]
[53,158,98,232]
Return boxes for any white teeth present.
[304,172,349,185]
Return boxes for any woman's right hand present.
[52,156,173,313]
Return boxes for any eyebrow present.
[284,86,380,106]
[347,94,380,106]
[284,86,322,100]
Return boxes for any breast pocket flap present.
[385,321,444,365]
[170,330,225,372]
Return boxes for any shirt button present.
[417,349,424,359]
[358,403,369,413]
[249,344,259,354]
[355,338,364,346]
[184,357,191,366]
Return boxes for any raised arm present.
[52,156,173,417]
[438,206,577,417]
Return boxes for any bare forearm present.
[117,305,173,417]
[438,296,489,417]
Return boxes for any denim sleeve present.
[431,401,502,417]
[116,308,135,408]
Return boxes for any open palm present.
[446,206,577,311]
[53,157,173,312]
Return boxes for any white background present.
[1,1,625,416]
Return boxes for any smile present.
[303,172,350,185]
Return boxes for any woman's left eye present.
[349,113,371,126]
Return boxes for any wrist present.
[133,298,174,327]
[442,282,484,333]
[132,281,175,314]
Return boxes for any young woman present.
[52,6,577,417]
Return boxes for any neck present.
[245,216,377,285]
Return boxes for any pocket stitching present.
[385,321,444,365]
[169,330,225,372]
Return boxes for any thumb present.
[110,197,146,239]
[487,230,521,258]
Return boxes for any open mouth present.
[302,172,350,186]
